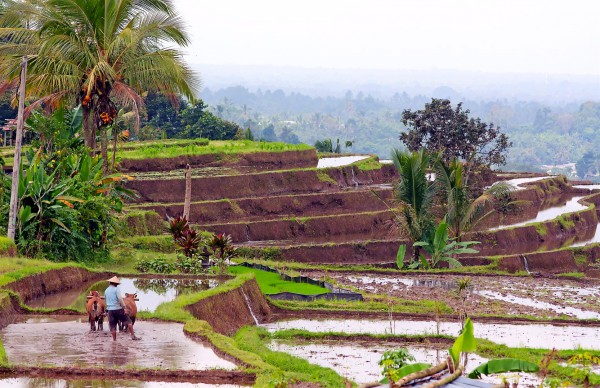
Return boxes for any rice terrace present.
[0,0,599,387]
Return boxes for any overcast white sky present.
[172,0,600,76]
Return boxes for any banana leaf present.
[396,244,406,269]
[468,358,539,379]
[449,317,476,367]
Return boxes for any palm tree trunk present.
[183,164,191,220]
[7,56,27,240]
[413,245,420,263]
[101,128,108,174]
[111,126,117,172]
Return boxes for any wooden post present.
[7,56,27,241]
[183,164,191,220]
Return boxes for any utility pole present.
[7,55,28,240]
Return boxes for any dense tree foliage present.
[142,93,242,140]
[400,99,511,172]
[196,86,600,180]
[0,0,198,172]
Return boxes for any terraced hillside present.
[120,140,600,273]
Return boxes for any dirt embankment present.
[135,188,394,224]
[186,278,270,336]
[205,210,395,244]
[119,149,319,172]
[5,267,106,305]
[126,164,397,203]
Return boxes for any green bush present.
[0,237,17,257]
[175,254,205,274]
[118,235,174,253]
[116,210,165,237]
[135,256,175,273]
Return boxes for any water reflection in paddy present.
[0,316,237,371]
[489,196,587,230]
[0,378,245,388]
[264,319,600,350]
[270,341,486,384]
[317,155,369,168]
[26,277,223,312]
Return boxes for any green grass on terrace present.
[116,139,313,160]
[228,265,329,295]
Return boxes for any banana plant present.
[411,218,480,269]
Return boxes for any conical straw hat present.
[107,276,121,284]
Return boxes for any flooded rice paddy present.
[26,277,223,313]
[317,155,369,168]
[0,315,237,371]
[307,272,600,319]
[264,318,600,350]
[489,195,587,230]
[270,340,486,384]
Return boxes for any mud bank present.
[119,149,319,173]
[472,200,598,257]
[4,266,106,306]
[126,164,397,203]
[186,278,270,335]
[205,210,394,244]
[133,187,393,224]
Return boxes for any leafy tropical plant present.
[412,219,479,269]
[435,157,527,241]
[468,359,539,379]
[135,256,175,274]
[0,0,198,172]
[209,233,237,273]
[169,215,190,240]
[390,148,436,263]
[397,219,479,269]
[378,349,430,384]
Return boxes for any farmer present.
[105,276,141,341]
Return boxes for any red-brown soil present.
[119,148,319,172]
[125,164,397,203]
[299,270,600,320]
[133,187,393,224]
[186,278,270,335]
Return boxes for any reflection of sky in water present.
[113,278,221,312]
[489,196,587,230]
[0,378,244,387]
[317,155,368,168]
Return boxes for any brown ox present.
[120,292,137,332]
[86,290,106,331]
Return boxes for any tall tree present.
[400,98,511,180]
[0,0,199,172]
[390,148,436,262]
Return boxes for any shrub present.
[135,256,175,273]
[175,253,205,274]
[0,237,17,257]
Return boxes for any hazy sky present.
[173,0,600,76]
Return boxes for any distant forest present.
[1,84,599,181]
[201,86,600,181]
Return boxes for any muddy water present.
[26,278,222,313]
[502,176,552,190]
[322,272,600,319]
[264,319,600,350]
[317,155,369,168]
[270,340,486,384]
[0,378,244,387]
[489,195,587,230]
[0,316,237,370]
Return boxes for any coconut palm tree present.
[435,157,523,242]
[390,148,436,263]
[0,0,199,172]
